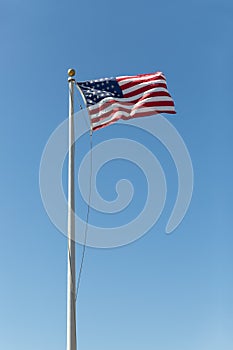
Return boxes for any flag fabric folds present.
[77,72,176,131]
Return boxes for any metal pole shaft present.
[67,69,77,350]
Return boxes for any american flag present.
[77,72,176,131]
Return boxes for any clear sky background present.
[0,0,232,349]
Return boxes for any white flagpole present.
[67,68,77,350]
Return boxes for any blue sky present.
[0,0,233,349]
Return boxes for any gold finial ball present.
[68,68,76,77]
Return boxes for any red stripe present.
[128,90,172,100]
[119,77,167,91]
[123,84,168,98]
[89,100,129,116]
[92,107,132,123]
[91,103,175,124]
[116,72,164,82]
[131,101,175,109]
[89,93,173,116]
[118,74,166,84]
[93,109,176,131]
[119,91,172,105]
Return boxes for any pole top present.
[68,68,76,77]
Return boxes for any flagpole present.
[67,68,77,350]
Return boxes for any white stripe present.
[132,96,173,107]
[90,101,135,118]
[126,94,173,105]
[90,97,173,117]
[92,106,175,128]
[90,102,175,122]
[88,91,172,113]
[92,105,175,120]
[92,111,130,128]
[121,80,167,94]
[118,74,166,87]
[121,87,170,103]
[117,72,164,82]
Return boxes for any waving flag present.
[77,72,176,131]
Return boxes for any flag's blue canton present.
[78,78,123,107]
